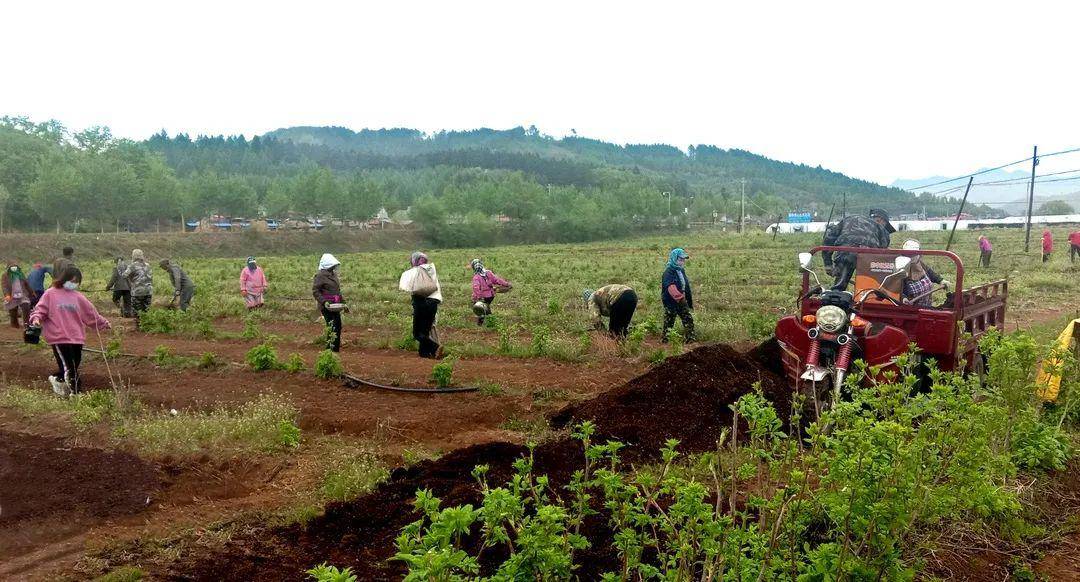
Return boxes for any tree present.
[1036,200,1075,215]
[0,183,9,233]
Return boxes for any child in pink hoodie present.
[29,267,111,396]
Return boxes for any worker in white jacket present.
[399,251,443,358]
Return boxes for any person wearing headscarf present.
[312,253,345,352]
[240,256,269,310]
[584,285,638,338]
[1070,230,1080,264]
[661,248,696,342]
[469,258,511,326]
[2,262,35,328]
[105,256,133,317]
[399,252,443,358]
[124,249,153,320]
[978,235,993,268]
[27,262,53,308]
[29,266,111,396]
[899,240,946,307]
[159,259,196,311]
[1042,229,1054,263]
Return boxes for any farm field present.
[2,226,1080,580]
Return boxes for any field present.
[2,226,1080,580]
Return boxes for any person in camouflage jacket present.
[821,209,896,290]
[159,259,196,311]
[124,249,154,317]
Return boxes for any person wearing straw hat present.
[29,266,111,396]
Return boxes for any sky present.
[4,0,1079,186]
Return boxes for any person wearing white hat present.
[312,253,345,352]
[900,240,947,307]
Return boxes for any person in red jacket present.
[1069,230,1080,264]
[28,267,111,396]
[1042,229,1054,263]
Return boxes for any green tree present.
[1037,200,1075,215]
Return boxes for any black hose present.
[342,373,478,394]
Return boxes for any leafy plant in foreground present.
[315,349,343,379]
[245,342,280,371]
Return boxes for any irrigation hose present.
[342,372,478,394]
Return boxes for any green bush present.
[431,359,455,388]
[152,345,173,365]
[284,353,306,373]
[245,342,280,371]
[315,350,344,379]
[198,352,221,369]
[306,564,357,582]
[530,325,551,357]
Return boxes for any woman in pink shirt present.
[978,235,992,268]
[1042,230,1054,263]
[239,256,269,310]
[29,267,111,396]
[469,258,511,326]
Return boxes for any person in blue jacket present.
[661,247,695,342]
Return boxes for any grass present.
[0,385,142,428]
[318,445,390,502]
[116,393,301,456]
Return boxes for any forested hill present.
[0,118,978,245]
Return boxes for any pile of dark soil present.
[0,430,159,558]
[165,340,789,581]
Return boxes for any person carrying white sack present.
[399,251,443,359]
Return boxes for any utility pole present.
[842,192,847,218]
[946,177,974,251]
[738,178,747,233]
[1024,145,1039,253]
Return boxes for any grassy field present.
[69,226,1080,352]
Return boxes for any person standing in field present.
[1069,230,1080,264]
[29,267,111,396]
[240,256,269,310]
[312,253,345,352]
[584,285,638,339]
[3,262,35,328]
[661,247,696,343]
[1042,229,1054,263]
[52,246,75,275]
[978,235,993,268]
[27,262,52,309]
[124,249,153,319]
[159,259,196,311]
[469,258,511,326]
[399,252,443,358]
[105,257,133,317]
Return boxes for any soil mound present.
[0,430,159,559]
[551,341,789,457]
[166,341,789,581]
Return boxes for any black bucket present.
[23,325,41,345]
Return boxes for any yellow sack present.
[1035,318,1080,402]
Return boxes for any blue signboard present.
[788,212,812,223]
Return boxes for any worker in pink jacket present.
[239,256,269,310]
[1042,230,1054,263]
[469,258,511,326]
[978,235,992,268]
[29,267,111,397]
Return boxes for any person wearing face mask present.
[312,253,345,352]
[3,262,36,328]
[240,256,269,310]
[661,248,696,342]
[29,267,111,396]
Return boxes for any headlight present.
[815,305,847,333]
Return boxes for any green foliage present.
[198,351,221,369]
[283,353,306,373]
[93,566,144,582]
[241,317,261,340]
[667,327,684,355]
[431,359,455,388]
[314,349,344,379]
[152,345,172,365]
[530,325,551,357]
[306,564,358,582]
[245,342,280,371]
[546,298,562,316]
[392,332,1072,581]
[319,448,389,502]
[139,309,183,334]
[619,324,646,357]
[0,386,141,428]
[104,337,123,359]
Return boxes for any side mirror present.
[798,252,813,270]
[894,256,911,271]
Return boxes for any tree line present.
[0,118,986,245]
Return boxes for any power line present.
[901,145,1080,192]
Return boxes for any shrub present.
[152,345,173,365]
[241,317,261,340]
[315,350,344,379]
[619,324,646,357]
[245,342,280,371]
[284,353,306,373]
[105,337,123,359]
[546,298,562,315]
[431,359,455,388]
[319,448,388,501]
[198,352,221,370]
[530,325,551,357]
[306,564,357,582]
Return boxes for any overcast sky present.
[4,1,1078,185]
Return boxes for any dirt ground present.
[0,320,645,580]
